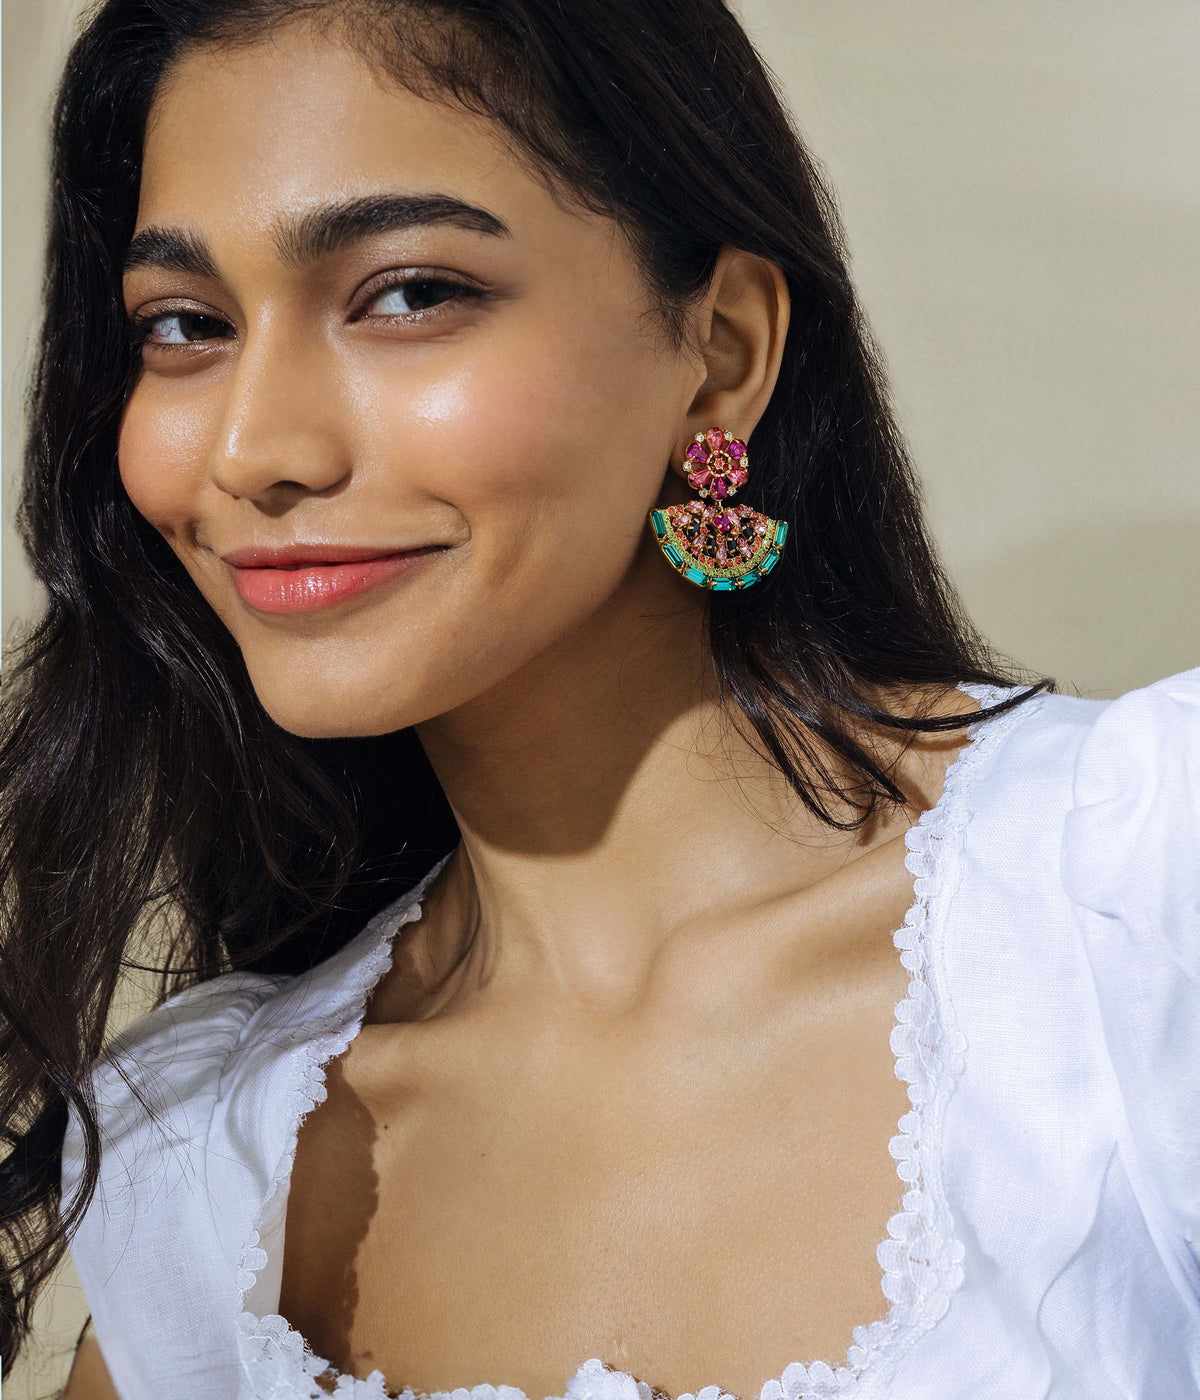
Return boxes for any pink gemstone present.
[686,467,711,490]
[716,548,729,566]
[727,463,749,487]
[728,439,746,458]
[738,539,753,557]
[686,442,709,464]
[705,428,725,452]
[754,519,767,534]
[709,477,729,499]
[716,512,735,533]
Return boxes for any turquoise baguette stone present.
[774,520,788,547]
[710,578,733,591]
[684,567,706,585]
[760,551,780,572]
[650,509,667,533]
[663,543,684,566]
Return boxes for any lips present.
[220,543,416,568]
[222,543,442,613]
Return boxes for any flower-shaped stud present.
[647,425,788,592]
[684,427,751,501]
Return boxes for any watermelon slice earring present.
[647,426,788,591]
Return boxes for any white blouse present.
[60,670,1200,1400]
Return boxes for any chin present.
[249,675,427,741]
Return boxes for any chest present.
[277,935,915,1400]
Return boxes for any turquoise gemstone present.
[650,509,667,534]
[684,567,706,585]
[760,552,780,572]
[663,543,684,566]
[737,571,759,587]
[710,578,733,591]
[774,520,788,547]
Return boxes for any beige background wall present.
[3,1,1198,1395]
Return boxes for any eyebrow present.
[121,191,513,278]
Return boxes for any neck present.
[407,556,956,1019]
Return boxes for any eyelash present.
[124,272,485,355]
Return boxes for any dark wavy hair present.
[0,0,1048,1378]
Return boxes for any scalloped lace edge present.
[234,683,1045,1400]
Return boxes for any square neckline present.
[233,682,1044,1400]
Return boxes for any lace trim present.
[235,853,454,1399]
[235,683,1045,1400]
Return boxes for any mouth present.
[219,542,438,568]
[222,544,445,613]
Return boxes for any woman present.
[1,1,1196,1397]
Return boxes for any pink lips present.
[222,544,441,614]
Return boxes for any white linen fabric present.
[59,670,1200,1400]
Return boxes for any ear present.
[678,246,790,463]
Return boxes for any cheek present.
[395,310,674,592]
[117,395,209,536]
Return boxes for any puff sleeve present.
[60,971,285,1400]
[1061,666,1200,1328]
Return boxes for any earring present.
[647,426,788,591]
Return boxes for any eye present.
[124,272,485,357]
[125,309,232,355]
[360,272,485,323]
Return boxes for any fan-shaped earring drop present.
[647,426,788,591]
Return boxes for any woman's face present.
[119,21,708,738]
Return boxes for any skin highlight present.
[107,18,977,1400]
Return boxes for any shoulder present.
[1060,665,1200,928]
[963,665,1200,962]
[57,864,447,1396]
[957,668,1199,856]
[60,969,288,1219]
[58,969,292,1397]
[948,670,1200,1311]
[61,862,447,1225]
[1053,667,1200,1302]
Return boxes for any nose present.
[208,321,352,502]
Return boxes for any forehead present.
[136,20,564,248]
